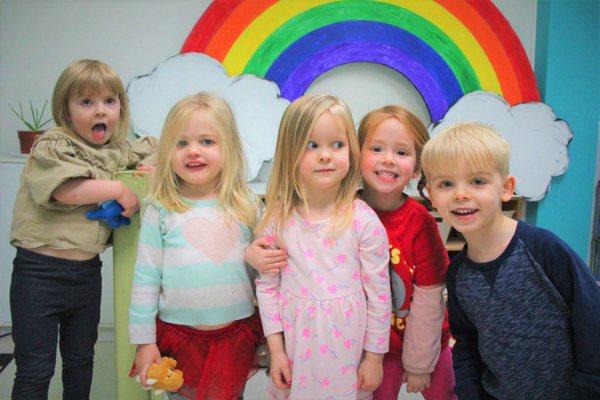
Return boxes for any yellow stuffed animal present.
[135,357,184,395]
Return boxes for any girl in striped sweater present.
[128,93,262,400]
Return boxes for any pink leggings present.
[373,345,456,400]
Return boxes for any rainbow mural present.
[181,0,540,121]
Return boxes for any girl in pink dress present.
[253,94,392,400]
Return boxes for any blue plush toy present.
[86,200,131,229]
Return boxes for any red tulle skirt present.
[156,313,263,400]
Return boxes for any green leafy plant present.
[9,100,52,131]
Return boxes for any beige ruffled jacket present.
[10,127,157,254]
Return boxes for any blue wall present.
[533,0,599,262]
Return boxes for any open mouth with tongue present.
[92,123,107,141]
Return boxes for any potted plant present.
[9,100,53,154]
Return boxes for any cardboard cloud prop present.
[127,53,289,181]
[429,91,572,201]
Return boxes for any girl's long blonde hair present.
[150,92,258,228]
[52,59,130,143]
[256,94,361,237]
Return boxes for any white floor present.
[0,331,423,399]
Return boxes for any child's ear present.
[501,175,516,202]
[412,164,421,179]
[425,183,435,205]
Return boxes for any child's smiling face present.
[360,118,418,201]
[427,162,515,238]
[67,90,120,145]
[170,110,222,199]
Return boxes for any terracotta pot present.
[17,130,43,154]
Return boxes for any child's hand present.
[132,164,155,178]
[269,351,292,389]
[245,237,288,274]
[403,371,431,393]
[136,164,156,173]
[134,343,162,387]
[357,352,384,392]
[117,183,140,217]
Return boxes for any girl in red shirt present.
[358,106,456,400]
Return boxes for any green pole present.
[112,171,161,400]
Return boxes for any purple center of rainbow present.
[264,21,462,121]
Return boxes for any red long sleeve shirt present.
[375,196,451,358]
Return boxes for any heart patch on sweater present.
[182,217,240,264]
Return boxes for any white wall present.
[0,0,212,154]
[0,0,537,327]
[0,0,536,155]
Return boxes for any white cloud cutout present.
[127,53,289,181]
[429,91,572,201]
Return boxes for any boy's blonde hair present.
[150,92,258,228]
[52,59,130,142]
[421,122,510,181]
[257,94,361,237]
[358,105,430,192]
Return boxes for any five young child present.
[8,59,600,400]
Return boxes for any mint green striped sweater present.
[129,199,255,344]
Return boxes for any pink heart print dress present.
[256,199,392,400]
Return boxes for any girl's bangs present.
[73,68,121,97]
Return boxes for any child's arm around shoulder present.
[523,224,600,395]
[245,236,288,274]
[245,195,288,274]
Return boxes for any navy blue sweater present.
[447,221,600,400]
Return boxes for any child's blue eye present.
[370,145,382,153]
[201,138,214,146]
[439,181,453,188]
[81,99,93,106]
[307,141,318,150]
[332,141,344,149]
[472,178,486,185]
[176,140,187,148]
[396,149,408,156]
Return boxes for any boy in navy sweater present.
[420,122,600,399]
